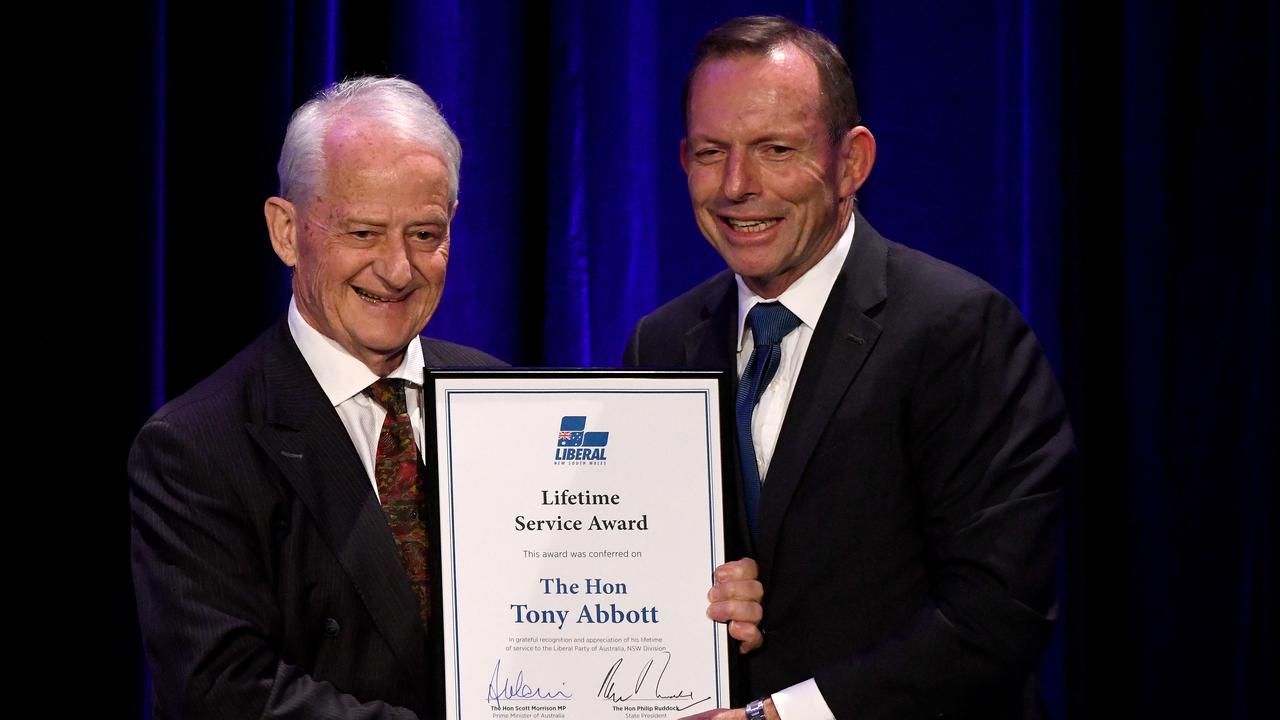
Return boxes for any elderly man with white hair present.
[130,76,500,719]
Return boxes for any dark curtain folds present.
[90,1,1273,717]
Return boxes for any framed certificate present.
[424,370,732,720]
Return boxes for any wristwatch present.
[745,697,769,720]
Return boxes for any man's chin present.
[357,336,418,357]
[341,325,419,359]
[723,257,781,283]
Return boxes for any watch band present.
[745,697,769,720]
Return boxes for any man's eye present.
[413,230,437,242]
[350,230,375,240]
[765,145,793,157]
[695,148,724,161]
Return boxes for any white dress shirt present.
[288,297,426,499]
[734,213,855,720]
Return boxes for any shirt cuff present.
[770,678,836,720]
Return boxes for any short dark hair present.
[682,15,862,143]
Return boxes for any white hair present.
[277,76,462,204]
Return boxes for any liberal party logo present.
[554,416,609,464]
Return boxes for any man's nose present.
[721,151,760,201]
[373,236,413,288]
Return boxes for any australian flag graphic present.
[557,416,609,447]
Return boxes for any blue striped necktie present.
[735,302,802,541]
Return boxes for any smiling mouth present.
[353,287,406,303]
[723,217,781,233]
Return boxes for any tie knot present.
[365,378,410,416]
[747,302,802,346]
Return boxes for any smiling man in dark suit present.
[130,77,499,719]
[625,17,1074,720]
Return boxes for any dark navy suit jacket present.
[624,212,1074,719]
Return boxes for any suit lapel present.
[684,278,756,558]
[756,214,890,582]
[245,320,430,696]
[683,278,739,374]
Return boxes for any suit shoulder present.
[884,240,1019,318]
[887,241,993,297]
[143,327,275,430]
[419,337,507,367]
[128,327,282,498]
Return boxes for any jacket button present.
[323,617,341,638]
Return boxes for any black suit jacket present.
[624,213,1073,719]
[130,317,502,719]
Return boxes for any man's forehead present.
[317,199,450,221]
[310,117,450,203]
[322,117,433,163]
[687,47,823,133]
[691,46,819,98]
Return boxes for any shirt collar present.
[287,296,425,406]
[735,210,856,350]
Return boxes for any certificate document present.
[426,371,731,720]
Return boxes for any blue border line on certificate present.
[445,395,463,716]
[703,389,723,703]
[441,386,725,716]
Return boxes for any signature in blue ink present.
[486,659,573,708]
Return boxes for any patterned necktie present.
[365,378,431,628]
[735,302,802,542]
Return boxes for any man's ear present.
[264,196,299,267]
[679,137,691,175]
[838,126,877,198]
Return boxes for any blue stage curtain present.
[98,1,1273,717]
